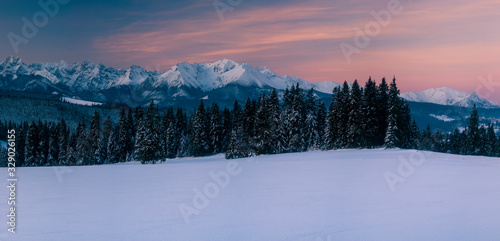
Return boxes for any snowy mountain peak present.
[400,87,500,108]
[2,56,497,108]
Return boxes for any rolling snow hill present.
[1,149,500,241]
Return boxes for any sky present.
[1,0,500,101]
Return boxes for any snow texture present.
[61,97,103,106]
[1,149,500,240]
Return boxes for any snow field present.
[1,149,500,241]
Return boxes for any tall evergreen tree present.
[191,100,209,157]
[467,105,480,155]
[362,77,379,147]
[376,77,389,146]
[89,111,101,165]
[226,101,250,159]
[25,121,40,167]
[347,80,363,148]
[209,103,223,154]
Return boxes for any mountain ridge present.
[1,56,498,108]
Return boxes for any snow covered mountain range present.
[0,56,498,108]
[400,87,500,108]
[0,56,339,105]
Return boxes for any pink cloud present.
[93,0,500,102]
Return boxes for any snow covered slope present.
[61,97,103,106]
[1,149,500,241]
[401,87,500,108]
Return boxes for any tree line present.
[1,77,499,166]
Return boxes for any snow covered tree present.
[324,87,340,150]
[25,121,40,167]
[175,108,191,157]
[209,103,223,154]
[57,119,69,166]
[486,124,497,157]
[75,119,90,165]
[191,100,209,157]
[97,116,113,164]
[253,94,273,155]
[89,111,101,165]
[38,120,49,165]
[107,128,120,164]
[135,101,162,164]
[221,107,232,152]
[467,105,480,155]
[162,107,178,159]
[315,100,327,149]
[66,132,77,166]
[362,77,379,148]
[376,77,389,146]
[384,113,398,149]
[47,122,59,166]
[303,89,319,150]
[117,107,131,162]
[347,80,363,148]
[226,101,250,159]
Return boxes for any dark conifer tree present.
[486,124,497,157]
[191,100,209,157]
[89,111,101,165]
[48,122,59,166]
[209,102,223,154]
[376,77,389,145]
[324,86,340,150]
[467,105,480,155]
[221,107,232,152]
[25,121,40,167]
[75,119,90,165]
[253,94,273,155]
[362,77,379,148]
[57,119,69,165]
[347,80,363,148]
[315,100,327,149]
[226,101,250,159]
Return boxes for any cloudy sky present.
[1,0,500,101]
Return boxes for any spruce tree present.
[384,113,398,149]
[304,89,319,150]
[226,101,250,159]
[191,100,209,157]
[75,119,90,165]
[376,77,389,146]
[89,111,101,165]
[362,77,379,148]
[486,124,497,157]
[253,94,273,155]
[347,80,363,148]
[209,103,223,154]
[25,121,40,167]
[48,122,59,166]
[57,119,69,166]
[315,100,327,149]
[467,105,480,154]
